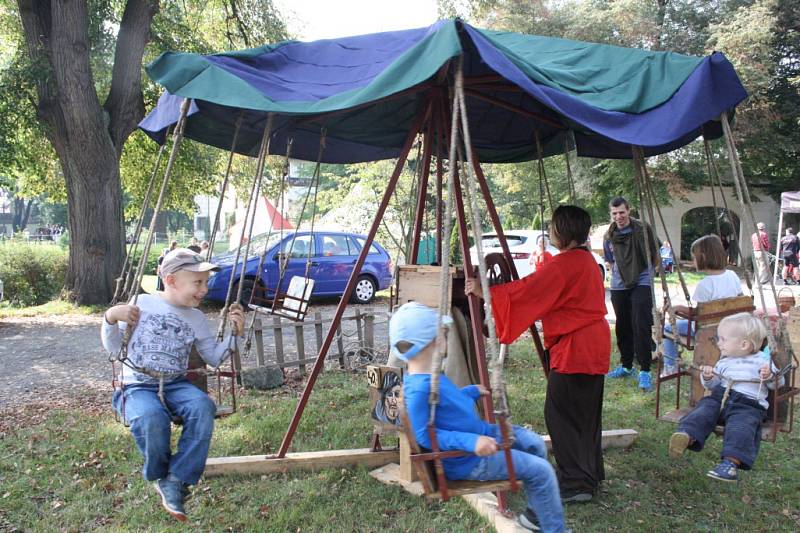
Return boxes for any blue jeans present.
[463,426,565,533]
[662,319,692,367]
[113,379,216,485]
[678,386,765,469]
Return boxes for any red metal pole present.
[450,164,496,422]
[276,100,434,458]
[409,124,433,265]
[468,146,549,376]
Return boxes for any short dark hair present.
[609,197,630,210]
[551,205,591,247]
[787,227,795,235]
[691,235,727,270]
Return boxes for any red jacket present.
[752,230,770,252]
[490,248,610,375]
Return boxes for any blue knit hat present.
[389,302,451,361]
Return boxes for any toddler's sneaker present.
[607,365,633,379]
[638,370,653,392]
[707,459,739,482]
[518,509,541,531]
[668,431,691,458]
[155,476,188,522]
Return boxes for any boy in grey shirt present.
[668,313,780,482]
[102,248,244,521]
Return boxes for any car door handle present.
[310,261,319,267]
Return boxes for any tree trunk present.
[17,0,158,304]
[12,197,34,232]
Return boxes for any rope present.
[113,128,170,304]
[564,135,576,204]
[428,61,461,421]
[534,130,555,214]
[218,115,274,341]
[114,99,191,364]
[719,113,782,353]
[630,149,664,365]
[206,113,244,261]
[702,134,753,294]
[457,82,509,421]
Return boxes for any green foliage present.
[0,242,67,306]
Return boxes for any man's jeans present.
[113,379,216,485]
[662,319,693,367]
[464,426,565,533]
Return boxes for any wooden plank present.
[398,433,417,483]
[273,316,284,367]
[694,295,755,325]
[658,408,693,424]
[365,309,375,352]
[254,318,264,367]
[336,324,345,369]
[205,448,399,477]
[370,464,524,532]
[295,323,306,376]
[396,265,456,309]
[314,311,323,358]
[275,358,318,369]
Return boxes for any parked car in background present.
[469,230,607,280]
[206,231,393,305]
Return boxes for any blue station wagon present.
[206,231,393,305]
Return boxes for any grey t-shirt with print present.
[101,293,239,385]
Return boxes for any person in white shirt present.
[668,312,779,482]
[661,235,742,375]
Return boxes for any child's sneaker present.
[518,509,541,531]
[668,431,691,458]
[638,370,653,392]
[155,476,188,522]
[607,365,633,379]
[707,459,739,482]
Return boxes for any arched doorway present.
[680,207,740,263]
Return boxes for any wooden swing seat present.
[662,295,755,351]
[398,404,516,501]
[250,276,314,322]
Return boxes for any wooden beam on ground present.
[204,448,399,477]
[371,463,528,533]
[542,429,639,451]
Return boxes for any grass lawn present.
[1,345,798,532]
[0,299,104,318]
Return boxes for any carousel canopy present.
[139,19,747,163]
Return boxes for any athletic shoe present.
[155,476,188,522]
[707,459,739,482]
[518,509,541,531]
[660,363,678,377]
[668,431,691,458]
[638,371,653,392]
[607,365,633,379]
[560,489,593,503]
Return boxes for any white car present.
[469,230,607,281]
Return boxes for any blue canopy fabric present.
[139,19,748,163]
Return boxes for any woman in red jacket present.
[466,205,610,503]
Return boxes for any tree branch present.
[104,0,160,157]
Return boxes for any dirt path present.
[0,299,391,410]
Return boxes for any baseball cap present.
[160,248,220,278]
[389,302,452,361]
[757,222,766,230]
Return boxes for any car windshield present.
[244,232,286,257]
[481,235,526,248]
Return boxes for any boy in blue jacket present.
[391,302,568,532]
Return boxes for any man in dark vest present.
[603,197,660,392]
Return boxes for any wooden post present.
[254,317,264,367]
[314,311,323,357]
[398,433,418,482]
[364,308,375,354]
[273,316,285,367]
[295,323,306,376]
[336,324,345,369]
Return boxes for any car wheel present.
[233,278,257,307]
[351,275,377,304]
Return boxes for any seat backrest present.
[398,396,438,494]
[690,296,756,405]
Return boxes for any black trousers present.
[544,371,605,493]
[610,285,653,372]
